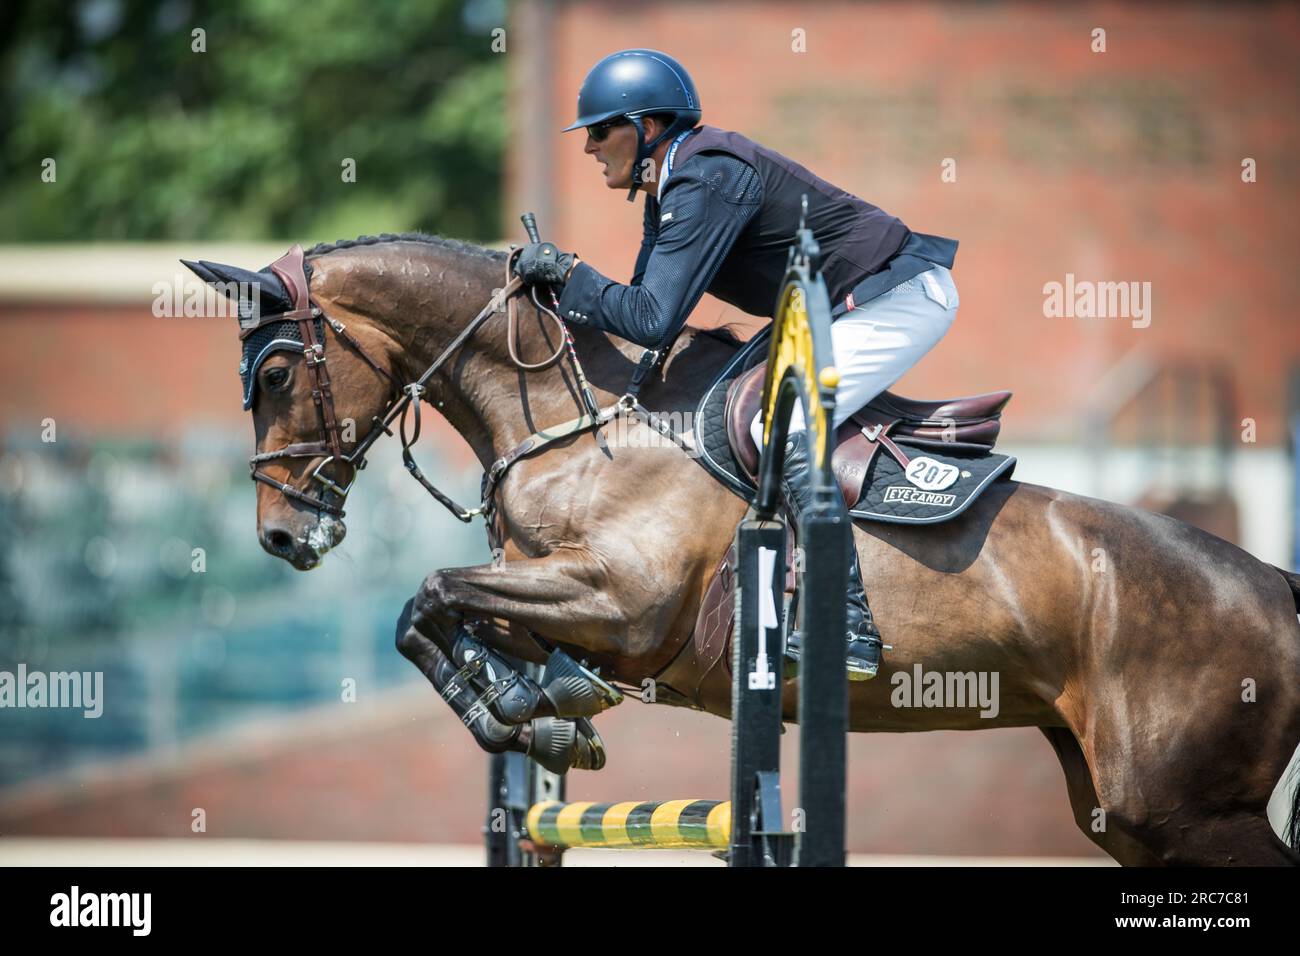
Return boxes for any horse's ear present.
[179,259,219,284]
[180,257,293,321]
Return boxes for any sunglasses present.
[586,117,630,142]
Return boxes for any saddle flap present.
[724,363,766,478]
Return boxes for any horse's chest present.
[495,467,593,556]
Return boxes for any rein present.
[245,242,682,540]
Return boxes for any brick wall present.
[511,0,1300,443]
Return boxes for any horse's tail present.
[1275,566,1300,851]
[1288,765,1300,853]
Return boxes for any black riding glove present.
[514,242,577,287]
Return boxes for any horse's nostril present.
[267,529,294,555]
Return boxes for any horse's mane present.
[303,231,746,352]
[303,231,507,264]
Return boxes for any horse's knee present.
[414,569,455,621]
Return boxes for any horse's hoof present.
[541,647,624,717]
[527,717,578,774]
[527,717,607,773]
[574,718,607,770]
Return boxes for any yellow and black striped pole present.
[526,800,731,850]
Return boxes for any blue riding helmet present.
[562,49,701,201]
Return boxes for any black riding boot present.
[779,429,884,680]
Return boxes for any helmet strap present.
[626,114,677,202]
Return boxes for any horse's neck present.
[344,240,739,474]
[379,257,639,472]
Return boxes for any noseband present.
[243,242,678,531]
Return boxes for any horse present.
[187,232,1300,866]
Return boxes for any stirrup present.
[781,630,884,680]
[845,637,882,682]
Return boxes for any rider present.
[512,48,960,681]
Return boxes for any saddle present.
[722,361,1012,510]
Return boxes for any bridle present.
[242,242,687,537]
[243,245,396,516]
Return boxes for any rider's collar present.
[657,129,695,201]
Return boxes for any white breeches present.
[749,264,960,448]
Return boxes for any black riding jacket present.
[555,125,912,350]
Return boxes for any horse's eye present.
[264,367,290,390]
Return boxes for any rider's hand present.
[513,242,577,286]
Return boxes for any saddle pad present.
[848,440,1016,524]
[691,330,769,501]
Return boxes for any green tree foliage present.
[0,0,507,242]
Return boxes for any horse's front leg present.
[410,550,634,654]
[400,549,631,718]
[394,597,607,773]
